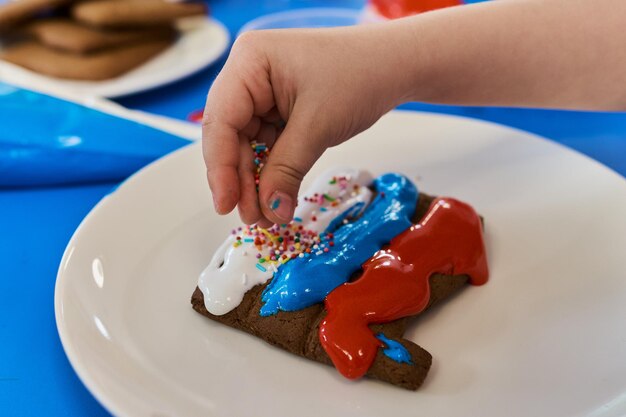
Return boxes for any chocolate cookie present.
[0,0,72,33]
[1,38,173,80]
[191,193,484,390]
[21,18,177,53]
[72,0,207,28]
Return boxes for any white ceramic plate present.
[0,16,229,98]
[55,111,626,417]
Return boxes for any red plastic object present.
[187,109,204,124]
[371,0,463,19]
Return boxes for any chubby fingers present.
[236,121,278,225]
[258,108,328,224]
[203,33,276,216]
[202,63,256,214]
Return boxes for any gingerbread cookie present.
[1,38,173,80]
[21,18,176,53]
[191,168,489,389]
[72,0,207,28]
[0,0,72,33]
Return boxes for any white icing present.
[198,167,373,315]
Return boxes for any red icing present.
[319,197,488,379]
[372,0,464,19]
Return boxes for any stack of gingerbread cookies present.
[0,0,207,80]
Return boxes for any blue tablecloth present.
[1,1,624,415]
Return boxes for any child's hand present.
[202,26,414,226]
[203,0,625,226]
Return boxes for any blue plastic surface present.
[1,0,625,416]
[0,83,191,187]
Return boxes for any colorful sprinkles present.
[230,222,336,272]
[227,173,367,274]
[251,141,270,191]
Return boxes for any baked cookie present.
[72,0,207,28]
[21,18,176,53]
[0,0,72,32]
[191,168,489,389]
[1,38,173,80]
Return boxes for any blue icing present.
[324,201,366,234]
[260,173,418,316]
[376,334,413,365]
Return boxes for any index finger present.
[202,62,255,214]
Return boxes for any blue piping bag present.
[0,82,193,187]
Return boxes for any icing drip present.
[376,334,413,364]
[198,168,373,315]
[260,173,418,316]
[319,198,489,380]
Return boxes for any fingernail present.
[212,192,222,214]
[267,191,294,222]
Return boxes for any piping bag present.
[0,82,196,187]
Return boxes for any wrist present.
[354,16,438,109]
[387,15,443,106]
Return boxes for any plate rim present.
[238,7,362,36]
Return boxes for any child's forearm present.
[202,0,623,223]
[392,0,626,110]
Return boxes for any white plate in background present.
[0,16,229,98]
[55,111,626,417]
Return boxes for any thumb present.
[258,112,328,224]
